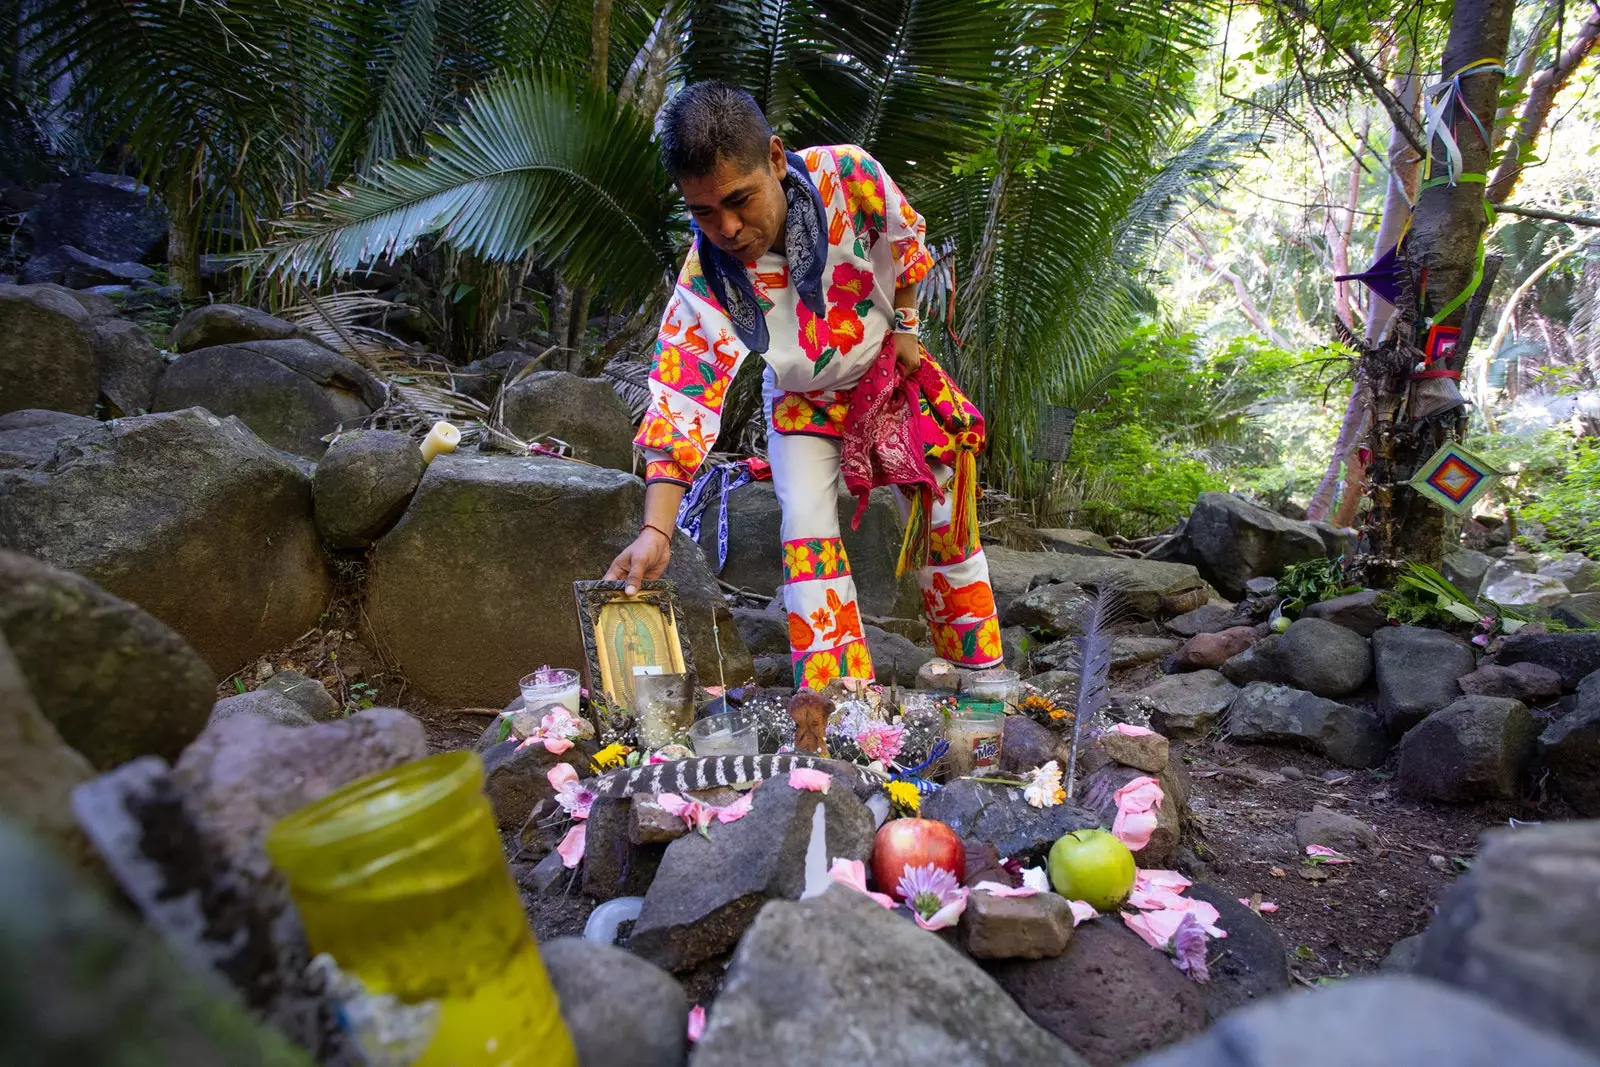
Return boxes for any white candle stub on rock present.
[419,421,460,465]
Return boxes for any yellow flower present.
[887,780,921,815]
[1050,708,1068,721]
[784,542,814,578]
[803,650,841,690]
[844,642,874,680]
[848,177,886,217]
[976,619,1004,660]
[818,539,840,575]
[774,395,812,432]
[656,345,683,385]
[592,743,632,772]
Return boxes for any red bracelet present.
[641,522,673,543]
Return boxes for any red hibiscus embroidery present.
[827,306,865,354]
[798,303,831,361]
[827,262,873,306]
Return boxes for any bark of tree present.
[1489,6,1600,205]
[1494,0,1559,138]
[164,166,203,299]
[1363,0,1514,576]
[1307,74,1421,522]
[590,0,615,95]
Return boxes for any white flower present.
[1020,866,1051,892]
[1024,760,1064,808]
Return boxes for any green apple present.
[1047,828,1136,910]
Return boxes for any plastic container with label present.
[266,751,577,1067]
[943,705,1005,777]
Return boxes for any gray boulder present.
[864,623,934,685]
[312,429,425,548]
[1219,635,1283,687]
[1165,603,1241,637]
[959,889,1075,960]
[1541,553,1600,595]
[480,737,596,834]
[541,937,688,1067]
[1226,683,1390,768]
[1000,714,1058,774]
[1003,581,1096,638]
[1456,661,1563,703]
[920,779,1097,866]
[0,818,316,1067]
[989,917,1205,1066]
[1141,670,1239,738]
[630,777,875,972]
[1035,528,1116,556]
[0,549,216,769]
[0,632,94,867]
[1397,696,1536,803]
[1031,554,1209,620]
[0,408,331,675]
[168,303,320,353]
[55,245,154,288]
[1274,617,1370,698]
[1413,821,1600,1058]
[23,173,168,264]
[731,606,786,656]
[1492,631,1600,690]
[90,317,166,416]
[500,370,636,471]
[1442,548,1494,599]
[207,690,316,729]
[1179,492,1328,598]
[1183,882,1290,1020]
[1539,670,1600,815]
[365,453,750,705]
[0,283,98,416]
[1302,589,1387,636]
[1292,806,1376,853]
[1373,625,1477,733]
[1082,763,1182,867]
[259,668,342,722]
[1482,570,1570,608]
[0,409,99,469]
[705,480,921,617]
[1128,975,1600,1067]
[1556,593,1600,629]
[693,886,1088,1067]
[153,339,385,457]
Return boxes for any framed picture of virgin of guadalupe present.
[572,579,695,710]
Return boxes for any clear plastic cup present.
[518,668,581,716]
[689,711,761,757]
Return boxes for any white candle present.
[419,421,460,465]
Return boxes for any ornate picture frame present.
[572,579,695,710]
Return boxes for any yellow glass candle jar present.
[266,751,576,1067]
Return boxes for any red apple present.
[872,818,964,901]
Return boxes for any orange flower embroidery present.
[828,210,848,245]
[654,345,683,386]
[788,612,816,652]
[827,306,865,354]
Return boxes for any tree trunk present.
[1488,6,1600,204]
[590,0,615,95]
[1363,0,1514,577]
[1307,73,1421,522]
[164,167,203,299]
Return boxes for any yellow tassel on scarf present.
[950,449,980,559]
[896,487,933,578]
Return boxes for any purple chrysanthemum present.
[897,863,961,918]
[1170,912,1210,982]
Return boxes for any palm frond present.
[361,0,443,170]
[252,71,683,303]
[680,0,812,122]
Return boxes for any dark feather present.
[1064,583,1122,799]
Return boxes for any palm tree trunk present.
[1364,0,1514,576]
[164,167,203,299]
[1488,6,1600,204]
[591,0,614,94]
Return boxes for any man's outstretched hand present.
[894,330,923,377]
[604,526,673,596]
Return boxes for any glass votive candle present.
[964,668,1022,708]
[520,667,581,716]
[634,672,694,750]
[943,707,1005,778]
[689,711,761,757]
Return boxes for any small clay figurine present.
[789,688,834,755]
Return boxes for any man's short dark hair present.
[659,81,774,179]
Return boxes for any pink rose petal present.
[715,792,755,823]
[1306,844,1352,864]
[788,767,832,793]
[1135,869,1193,892]
[1068,899,1100,925]
[1240,898,1280,913]
[1112,776,1164,851]
[972,880,1040,898]
[687,1005,706,1043]
[556,823,586,868]
[542,736,574,755]
[1112,723,1157,737]
[827,858,895,908]
[547,763,579,790]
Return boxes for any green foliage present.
[1277,558,1358,617]
[1054,412,1225,536]
[1522,438,1600,556]
[253,71,683,300]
